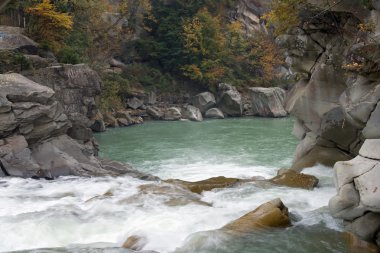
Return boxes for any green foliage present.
[133,0,283,90]
[56,47,81,64]
[0,51,32,73]
[100,74,127,112]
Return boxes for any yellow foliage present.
[26,0,73,50]
[263,0,306,35]
[250,33,284,82]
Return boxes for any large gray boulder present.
[181,105,203,122]
[249,87,287,117]
[192,92,216,113]
[217,83,242,117]
[205,108,225,119]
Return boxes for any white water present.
[0,119,346,253]
[0,164,339,253]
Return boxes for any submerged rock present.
[270,169,319,190]
[122,235,147,251]
[165,176,252,194]
[249,87,288,117]
[204,108,225,119]
[123,183,211,207]
[222,198,291,233]
[192,92,216,113]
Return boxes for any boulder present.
[204,108,225,119]
[127,97,144,110]
[181,105,203,122]
[249,87,288,117]
[270,169,319,190]
[163,107,182,121]
[217,83,243,117]
[222,198,291,233]
[192,92,216,113]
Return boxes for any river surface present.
[0,118,356,253]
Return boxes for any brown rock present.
[270,169,319,190]
[122,235,147,251]
[165,176,250,194]
[222,198,291,233]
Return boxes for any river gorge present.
[0,118,360,253]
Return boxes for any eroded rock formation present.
[0,73,154,179]
[278,0,380,246]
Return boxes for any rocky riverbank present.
[278,0,380,247]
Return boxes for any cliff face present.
[277,0,380,245]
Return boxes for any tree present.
[26,0,73,51]
[263,0,306,35]
[182,8,226,86]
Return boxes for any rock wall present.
[24,64,104,143]
[0,73,155,180]
[278,0,380,245]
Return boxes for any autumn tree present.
[182,8,226,86]
[26,0,73,51]
[264,0,306,35]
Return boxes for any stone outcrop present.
[329,141,380,242]
[23,64,104,151]
[217,83,243,117]
[249,87,288,117]
[277,1,380,246]
[0,73,154,179]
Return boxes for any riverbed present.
[0,118,355,252]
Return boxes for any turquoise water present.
[96,118,297,180]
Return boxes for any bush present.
[57,47,81,64]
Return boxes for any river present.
[0,118,356,253]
